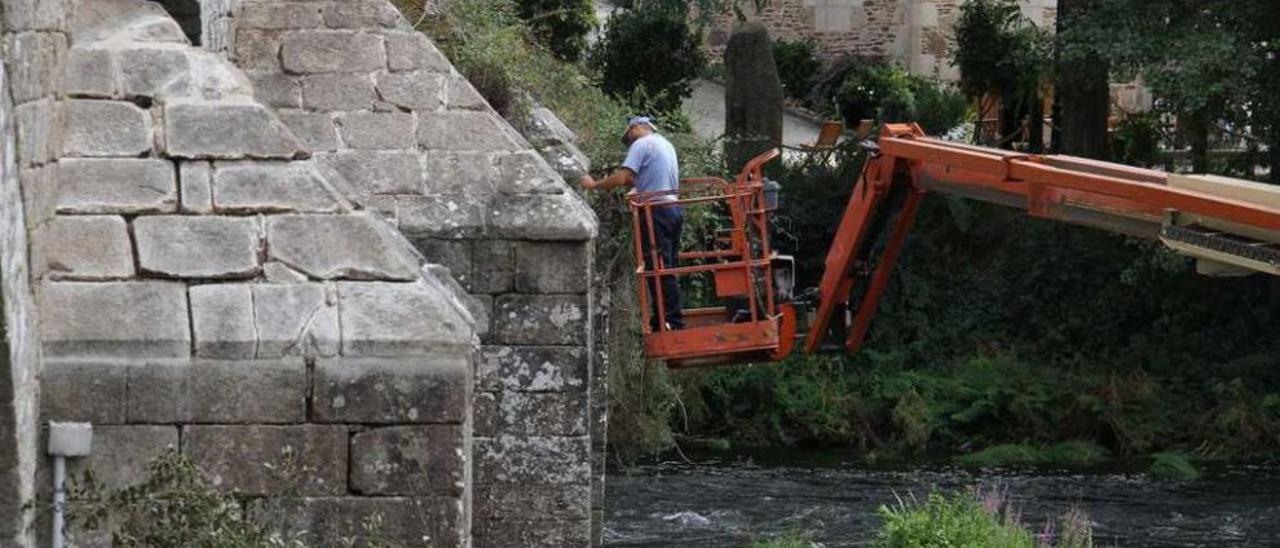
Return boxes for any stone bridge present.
[0,0,604,546]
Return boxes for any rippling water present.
[603,452,1280,547]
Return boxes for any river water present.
[603,451,1280,547]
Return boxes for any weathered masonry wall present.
[0,0,602,546]
[225,1,600,545]
[1,0,67,544]
[705,0,1058,81]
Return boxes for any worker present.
[579,116,685,331]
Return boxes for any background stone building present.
[0,0,603,546]
[705,0,1059,82]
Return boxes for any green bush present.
[1148,453,1201,481]
[588,1,706,112]
[772,39,822,101]
[955,444,1046,468]
[1111,113,1162,167]
[515,0,596,61]
[875,492,1036,548]
[832,62,967,134]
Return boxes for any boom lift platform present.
[632,124,1280,368]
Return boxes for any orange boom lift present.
[631,124,1280,368]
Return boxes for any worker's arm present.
[579,168,635,191]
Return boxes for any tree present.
[952,0,1052,151]
[1069,0,1259,174]
[1053,0,1110,159]
[516,0,596,61]
[588,1,706,112]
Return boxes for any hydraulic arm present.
[634,124,1280,367]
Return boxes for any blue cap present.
[626,116,656,131]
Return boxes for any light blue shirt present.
[623,133,679,202]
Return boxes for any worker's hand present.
[578,175,597,190]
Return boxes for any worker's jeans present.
[639,205,684,330]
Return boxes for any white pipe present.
[52,454,66,548]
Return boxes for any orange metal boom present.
[637,124,1280,367]
[803,123,1280,356]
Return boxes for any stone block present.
[496,150,566,195]
[19,163,59,229]
[312,357,469,423]
[7,32,63,103]
[493,294,587,346]
[475,390,587,437]
[301,72,376,111]
[396,195,485,239]
[40,361,128,424]
[489,194,597,241]
[15,98,59,167]
[43,216,134,280]
[56,158,177,214]
[322,1,401,28]
[190,284,256,358]
[253,283,340,357]
[523,107,577,147]
[477,346,587,393]
[212,161,344,213]
[281,31,385,74]
[247,71,302,108]
[64,47,118,97]
[514,242,588,293]
[446,75,488,110]
[58,426,178,490]
[349,425,465,496]
[422,151,497,196]
[263,261,310,283]
[417,111,522,151]
[1,0,66,31]
[61,100,152,158]
[250,497,464,548]
[543,143,591,181]
[336,280,475,357]
[183,425,346,496]
[179,161,215,213]
[425,264,490,339]
[234,29,284,71]
[266,214,418,280]
[474,481,591,520]
[277,110,339,151]
[117,46,191,97]
[134,216,261,279]
[128,360,306,423]
[337,112,416,150]
[164,101,305,160]
[237,1,324,29]
[376,70,447,111]
[474,518,591,548]
[384,31,451,73]
[413,238,471,289]
[318,150,424,195]
[474,435,590,485]
[75,425,176,483]
[470,239,513,294]
[41,282,191,359]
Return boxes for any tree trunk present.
[1188,109,1211,174]
[1055,0,1111,159]
[1029,86,1045,153]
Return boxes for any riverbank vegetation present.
[397,0,1280,472]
